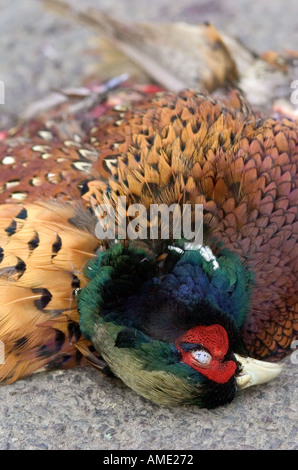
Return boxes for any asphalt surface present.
[0,0,297,450]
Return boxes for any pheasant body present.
[0,89,297,407]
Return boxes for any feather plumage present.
[84,90,298,360]
[0,202,100,382]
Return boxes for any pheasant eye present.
[192,349,212,366]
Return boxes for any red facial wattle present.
[175,324,237,384]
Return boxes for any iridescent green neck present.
[78,242,253,340]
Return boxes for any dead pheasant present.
[0,87,297,408]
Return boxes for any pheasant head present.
[78,242,282,408]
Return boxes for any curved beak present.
[235,354,284,389]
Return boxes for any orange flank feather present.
[0,202,100,383]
